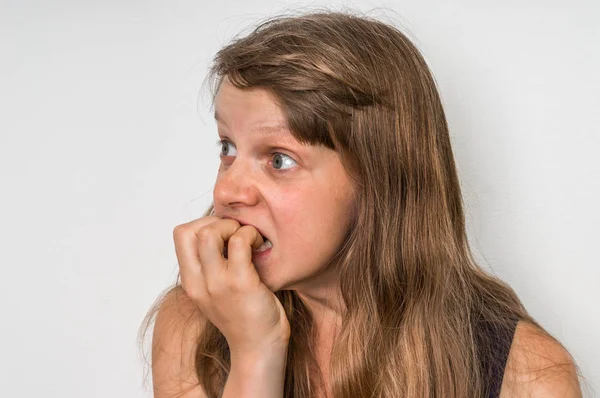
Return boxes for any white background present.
[0,0,598,396]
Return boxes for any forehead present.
[213,81,299,142]
[214,81,284,125]
[214,109,288,136]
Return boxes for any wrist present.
[230,342,288,371]
[231,340,288,360]
[224,344,289,397]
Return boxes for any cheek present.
[269,188,316,253]
[273,189,312,242]
[274,187,349,256]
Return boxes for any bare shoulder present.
[499,320,582,398]
[152,285,208,398]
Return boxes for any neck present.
[296,287,344,338]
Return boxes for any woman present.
[140,10,582,398]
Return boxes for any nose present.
[213,157,260,209]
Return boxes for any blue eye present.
[216,139,297,172]
[271,153,296,170]
[216,139,237,156]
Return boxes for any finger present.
[173,216,221,294]
[227,225,264,276]
[180,215,221,230]
[197,218,241,280]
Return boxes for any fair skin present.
[212,79,351,395]
[151,80,581,398]
[500,321,582,397]
[212,78,353,333]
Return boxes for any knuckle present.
[224,218,241,228]
[197,226,217,245]
[237,224,252,232]
[228,234,246,247]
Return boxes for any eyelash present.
[215,139,296,173]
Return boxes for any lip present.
[252,246,272,260]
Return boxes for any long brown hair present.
[140,9,568,397]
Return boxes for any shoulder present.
[152,286,208,397]
[499,320,582,398]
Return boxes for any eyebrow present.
[214,110,289,135]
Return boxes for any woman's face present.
[212,79,356,293]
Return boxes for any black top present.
[475,317,519,398]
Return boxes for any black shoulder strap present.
[476,317,518,398]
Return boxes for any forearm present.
[222,344,289,398]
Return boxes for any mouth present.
[222,234,272,258]
[234,220,272,247]
[219,219,272,258]
[254,235,273,253]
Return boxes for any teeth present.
[254,239,273,253]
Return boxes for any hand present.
[173,216,291,355]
